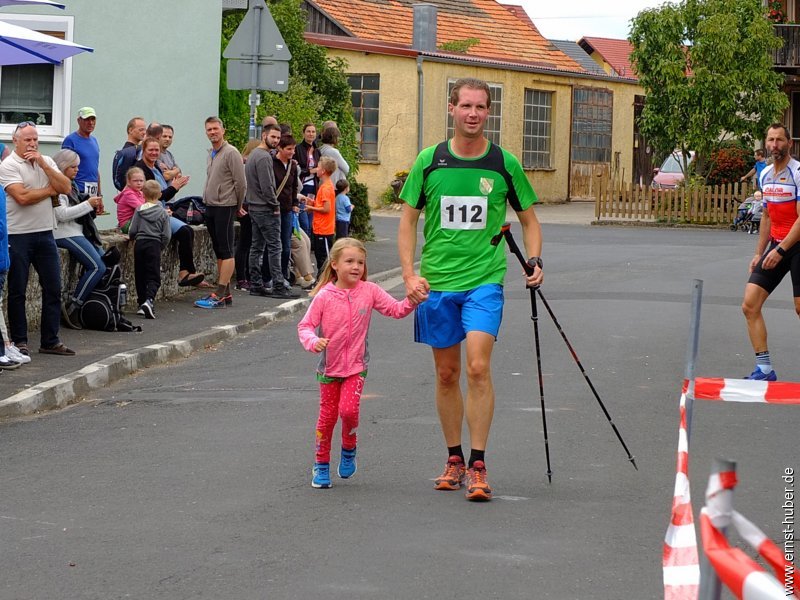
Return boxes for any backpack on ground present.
[166,195,206,225]
[79,264,141,332]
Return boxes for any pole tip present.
[630,457,638,471]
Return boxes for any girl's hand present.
[313,338,330,352]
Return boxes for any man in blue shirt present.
[62,107,101,197]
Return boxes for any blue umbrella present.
[0,1,65,8]
[0,19,91,65]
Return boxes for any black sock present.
[447,445,464,462]
[468,449,485,468]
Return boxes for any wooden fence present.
[595,179,753,225]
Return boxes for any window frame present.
[347,73,380,162]
[446,79,502,145]
[570,86,613,164]
[0,14,75,142]
[522,88,553,170]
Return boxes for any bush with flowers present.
[768,0,786,23]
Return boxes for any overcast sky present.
[498,1,666,42]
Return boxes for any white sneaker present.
[0,355,21,370]
[5,344,30,364]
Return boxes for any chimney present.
[412,3,438,52]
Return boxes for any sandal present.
[178,273,205,287]
[38,343,76,356]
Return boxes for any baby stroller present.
[731,199,753,231]
[744,200,762,235]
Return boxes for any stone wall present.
[4,225,219,332]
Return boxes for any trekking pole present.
[490,225,552,482]
[491,223,638,471]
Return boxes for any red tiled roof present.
[578,36,637,79]
[308,0,582,72]
[501,3,539,35]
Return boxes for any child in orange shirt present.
[306,156,337,275]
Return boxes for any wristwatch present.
[527,256,543,270]
[777,246,787,257]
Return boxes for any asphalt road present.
[1,220,796,599]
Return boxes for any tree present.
[629,0,788,181]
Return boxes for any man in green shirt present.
[398,77,544,502]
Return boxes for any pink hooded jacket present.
[298,280,415,378]
[114,186,145,228]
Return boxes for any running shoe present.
[234,279,251,291]
[338,447,357,479]
[6,344,31,364]
[434,455,466,490]
[312,462,332,488]
[464,460,492,502]
[194,294,227,309]
[744,368,777,381]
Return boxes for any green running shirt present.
[400,140,538,291]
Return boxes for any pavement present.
[0,203,595,419]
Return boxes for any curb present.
[0,266,406,421]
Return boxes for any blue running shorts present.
[414,283,504,348]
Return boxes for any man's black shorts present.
[748,239,800,295]
[204,205,237,260]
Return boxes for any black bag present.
[166,195,206,225]
[79,265,141,332]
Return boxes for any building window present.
[446,80,502,145]
[522,89,552,169]
[571,87,613,163]
[0,15,75,141]
[347,74,379,161]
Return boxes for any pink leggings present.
[315,373,365,463]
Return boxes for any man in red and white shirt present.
[742,122,800,381]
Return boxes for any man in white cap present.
[61,106,101,197]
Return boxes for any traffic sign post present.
[223,0,292,139]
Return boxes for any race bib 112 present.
[440,196,488,230]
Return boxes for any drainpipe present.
[417,55,424,153]
[567,83,574,201]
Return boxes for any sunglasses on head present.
[14,121,36,132]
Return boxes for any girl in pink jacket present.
[298,237,423,489]
[113,167,146,233]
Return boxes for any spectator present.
[740,149,768,190]
[234,138,261,291]
[270,134,302,298]
[307,155,337,273]
[158,124,181,184]
[295,122,320,236]
[291,226,316,290]
[112,116,146,191]
[61,106,101,197]
[52,149,106,330]
[133,139,205,287]
[195,117,246,309]
[0,122,74,357]
[335,179,353,239]
[129,180,171,319]
[114,167,146,233]
[318,125,350,187]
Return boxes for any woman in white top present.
[52,149,106,329]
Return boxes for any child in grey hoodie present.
[129,180,171,319]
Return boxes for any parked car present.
[652,152,695,189]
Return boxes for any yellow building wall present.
[328,48,642,205]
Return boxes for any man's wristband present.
[527,256,543,270]
[777,246,787,257]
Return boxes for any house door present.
[570,87,612,199]
[633,95,655,186]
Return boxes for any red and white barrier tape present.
[684,378,800,404]
[700,467,794,599]
[665,381,798,599]
[663,392,700,599]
